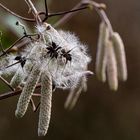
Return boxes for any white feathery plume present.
[34,24,92,90]
[56,71,93,89]
[58,30,91,67]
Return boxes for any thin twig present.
[0,34,38,57]
[97,9,113,35]
[86,0,113,34]
[0,76,15,91]
[54,0,113,35]
[25,0,48,44]
[33,93,41,97]
[4,61,22,69]
[44,0,48,19]
[0,36,26,57]
[0,32,5,53]
[30,97,41,112]
[0,2,35,22]
[34,102,40,112]
[54,2,83,27]
[44,5,88,22]
[25,0,42,24]
[30,98,36,111]
[0,84,41,100]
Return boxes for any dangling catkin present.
[38,71,52,136]
[111,32,127,81]
[64,87,82,110]
[64,78,84,110]
[106,41,118,91]
[81,76,87,92]
[15,64,41,118]
[10,67,24,88]
[96,21,109,82]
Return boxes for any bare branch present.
[0,76,14,91]
[0,34,39,57]
[0,84,41,100]
[0,2,35,22]
[25,0,42,24]
[87,0,113,35]
[44,0,48,19]
[54,2,83,27]
[54,0,113,35]
[30,98,36,111]
[44,5,88,22]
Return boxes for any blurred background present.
[0,0,140,140]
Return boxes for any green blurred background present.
[0,0,140,140]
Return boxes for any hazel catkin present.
[111,32,127,81]
[96,22,109,82]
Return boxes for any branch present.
[54,2,83,27]
[0,76,14,91]
[24,0,48,44]
[85,0,113,35]
[44,0,48,19]
[25,0,42,24]
[44,5,88,22]
[0,32,5,53]
[0,2,35,22]
[0,34,38,57]
[0,84,41,100]
[54,0,113,35]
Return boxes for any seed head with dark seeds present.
[46,42,61,59]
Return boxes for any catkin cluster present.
[96,21,127,91]
[0,23,92,136]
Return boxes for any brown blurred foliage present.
[0,0,140,140]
